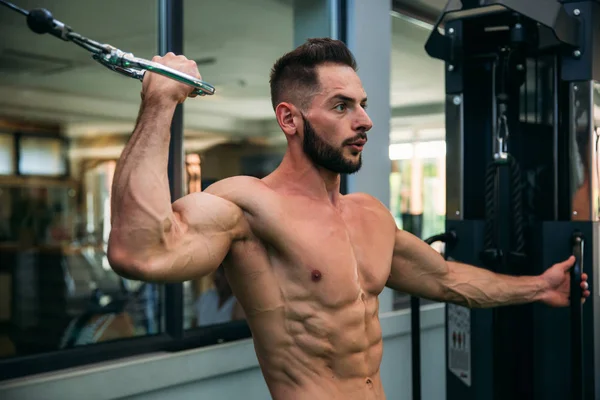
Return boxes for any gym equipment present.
[0,0,216,97]
[424,1,600,399]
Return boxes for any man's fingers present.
[581,281,589,290]
[559,255,576,271]
[581,273,588,281]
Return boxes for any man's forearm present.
[443,261,548,308]
[109,98,178,258]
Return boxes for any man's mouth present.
[347,138,367,150]
[349,139,367,146]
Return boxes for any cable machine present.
[421,1,600,399]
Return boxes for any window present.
[0,134,14,175]
[389,137,447,310]
[19,136,67,176]
[389,139,446,238]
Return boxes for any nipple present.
[311,270,322,282]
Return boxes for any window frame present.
[0,321,253,381]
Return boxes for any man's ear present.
[275,102,300,137]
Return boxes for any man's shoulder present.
[205,175,267,193]
[344,192,386,209]
[204,176,273,205]
[204,175,275,222]
[343,192,395,222]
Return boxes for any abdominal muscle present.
[246,291,386,400]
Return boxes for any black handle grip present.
[570,231,584,400]
[26,8,54,34]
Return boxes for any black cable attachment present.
[481,155,527,269]
[424,230,458,246]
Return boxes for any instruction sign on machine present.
[447,303,471,387]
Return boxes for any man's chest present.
[262,202,395,303]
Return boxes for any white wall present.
[0,305,446,400]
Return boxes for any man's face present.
[300,63,373,174]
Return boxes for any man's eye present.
[334,104,346,112]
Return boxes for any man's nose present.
[355,107,373,132]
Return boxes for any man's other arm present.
[387,228,569,308]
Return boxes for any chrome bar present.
[92,47,215,96]
[446,94,464,220]
[569,81,597,221]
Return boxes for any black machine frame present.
[417,1,600,399]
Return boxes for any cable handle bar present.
[92,46,216,96]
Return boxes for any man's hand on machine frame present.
[538,256,590,307]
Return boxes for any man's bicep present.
[172,191,248,241]
[388,228,449,299]
[136,192,247,282]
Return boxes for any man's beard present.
[302,115,363,174]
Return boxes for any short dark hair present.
[269,38,357,111]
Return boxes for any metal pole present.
[158,0,184,339]
[411,296,422,400]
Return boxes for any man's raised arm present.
[387,228,590,308]
[107,53,247,283]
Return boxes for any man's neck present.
[272,149,342,204]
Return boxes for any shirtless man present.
[107,38,591,400]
